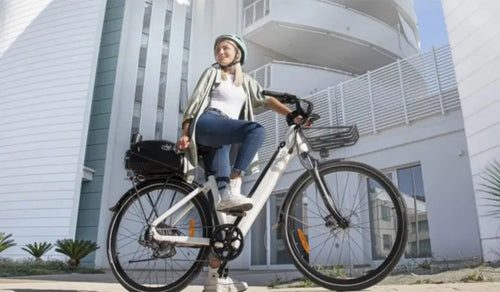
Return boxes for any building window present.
[381,205,391,222]
[396,165,432,258]
[383,234,392,250]
[369,164,432,260]
[178,3,192,113]
[368,178,398,260]
[155,0,174,139]
[131,1,153,136]
[177,2,193,137]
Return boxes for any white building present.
[0,0,494,270]
[442,0,500,262]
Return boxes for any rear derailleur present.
[141,223,182,259]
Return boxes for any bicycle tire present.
[283,160,407,291]
[107,179,211,292]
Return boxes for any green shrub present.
[22,242,53,261]
[0,233,16,254]
[480,160,500,217]
[460,270,486,282]
[54,239,99,268]
[0,258,103,277]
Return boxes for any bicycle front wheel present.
[283,160,407,291]
[107,179,211,292]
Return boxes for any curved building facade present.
[243,0,419,74]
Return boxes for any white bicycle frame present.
[149,124,310,246]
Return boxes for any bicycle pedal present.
[225,210,246,217]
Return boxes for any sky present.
[413,0,450,51]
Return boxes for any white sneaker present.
[203,267,248,292]
[216,178,253,212]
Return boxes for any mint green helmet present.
[214,34,247,65]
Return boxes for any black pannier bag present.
[125,140,183,175]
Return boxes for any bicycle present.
[107,90,408,291]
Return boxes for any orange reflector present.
[189,219,195,237]
[298,229,310,254]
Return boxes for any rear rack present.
[303,125,359,151]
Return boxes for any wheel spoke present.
[108,181,209,291]
[284,161,407,291]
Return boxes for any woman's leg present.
[197,112,249,291]
[202,145,231,190]
[196,110,266,174]
[196,110,265,211]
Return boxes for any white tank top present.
[210,74,246,119]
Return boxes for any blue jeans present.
[195,109,266,187]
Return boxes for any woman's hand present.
[266,97,304,124]
[177,135,191,150]
[293,115,303,124]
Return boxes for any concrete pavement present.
[0,269,499,291]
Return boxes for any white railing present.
[255,45,461,162]
[248,63,272,88]
[248,61,356,89]
[243,0,270,28]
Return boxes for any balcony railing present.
[248,61,356,90]
[255,45,461,162]
[243,0,269,28]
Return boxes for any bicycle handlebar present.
[261,90,298,103]
[262,90,315,125]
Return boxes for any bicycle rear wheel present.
[283,160,407,291]
[107,179,211,292]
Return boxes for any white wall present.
[188,0,241,93]
[442,0,500,261]
[0,0,106,258]
[244,41,299,71]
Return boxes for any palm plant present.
[479,160,500,217]
[0,233,16,254]
[54,239,99,268]
[22,242,53,261]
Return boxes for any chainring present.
[210,224,244,261]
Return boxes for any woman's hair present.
[217,40,244,87]
[221,62,243,87]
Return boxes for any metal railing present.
[248,63,272,89]
[255,45,461,162]
[243,0,269,28]
[248,61,356,90]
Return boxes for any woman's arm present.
[265,96,292,115]
[265,96,302,123]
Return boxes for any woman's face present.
[215,40,239,67]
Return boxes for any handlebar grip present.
[262,90,286,97]
[261,90,298,103]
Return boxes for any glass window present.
[178,0,193,136]
[155,0,174,139]
[131,1,153,137]
[251,204,267,265]
[270,193,292,265]
[368,178,398,260]
[397,165,431,258]
[383,234,392,250]
[381,205,391,222]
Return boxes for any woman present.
[177,34,299,292]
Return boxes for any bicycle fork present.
[309,163,349,229]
